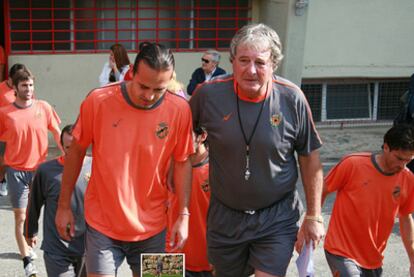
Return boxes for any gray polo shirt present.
[190,74,322,211]
[25,156,92,256]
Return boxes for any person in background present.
[393,73,414,173]
[156,256,163,277]
[0,63,30,197]
[167,126,213,277]
[98,43,131,87]
[190,23,324,277]
[25,124,91,277]
[296,124,414,277]
[56,42,193,277]
[168,71,187,99]
[186,49,226,96]
[0,69,62,277]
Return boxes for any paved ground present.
[0,125,411,276]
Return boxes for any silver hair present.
[230,23,284,71]
[204,49,221,64]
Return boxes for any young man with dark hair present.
[0,63,30,197]
[25,124,91,277]
[296,124,414,276]
[56,42,193,277]
[0,69,62,277]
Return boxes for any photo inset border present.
[141,253,184,277]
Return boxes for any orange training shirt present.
[0,81,15,107]
[0,100,61,170]
[73,84,194,241]
[324,153,414,269]
[166,160,212,272]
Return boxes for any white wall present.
[302,0,414,78]
[8,51,232,126]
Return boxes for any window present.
[301,78,410,123]
[6,0,252,53]
[302,84,322,122]
[326,83,370,120]
[377,80,409,120]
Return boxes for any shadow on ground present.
[0,196,12,211]
[0,252,21,260]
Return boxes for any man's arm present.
[50,125,64,154]
[24,168,46,247]
[400,214,414,276]
[297,149,325,248]
[187,69,203,96]
[55,139,87,241]
[169,158,192,251]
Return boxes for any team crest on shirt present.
[270,114,282,127]
[155,122,169,139]
[201,179,209,192]
[35,106,42,118]
[392,185,401,199]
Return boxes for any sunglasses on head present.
[201,58,210,64]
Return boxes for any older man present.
[190,23,324,277]
[186,49,226,95]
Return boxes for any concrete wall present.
[8,51,232,126]
[302,0,414,78]
[257,0,309,85]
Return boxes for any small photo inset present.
[141,253,184,277]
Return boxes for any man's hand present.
[26,236,37,248]
[295,218,325,252]
[169,214,189,252]
[55,206,75,241]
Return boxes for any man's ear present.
[200,131,208,144]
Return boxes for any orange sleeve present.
[72,94,94,149]
[324,157,352,193]
[46,103,62,132]
[172,103,194,162]
[398,174,414,216]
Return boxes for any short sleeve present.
[398,173,414,216]
[294,88,322,155]
[324,156,353,193]
[72,94,95,148]
[189,87,203,130]
[173,102,194,162]
[46,103,61,132]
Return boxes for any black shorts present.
[207,191,302,277]
[325,250,383,277]
[86,225,166,275]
